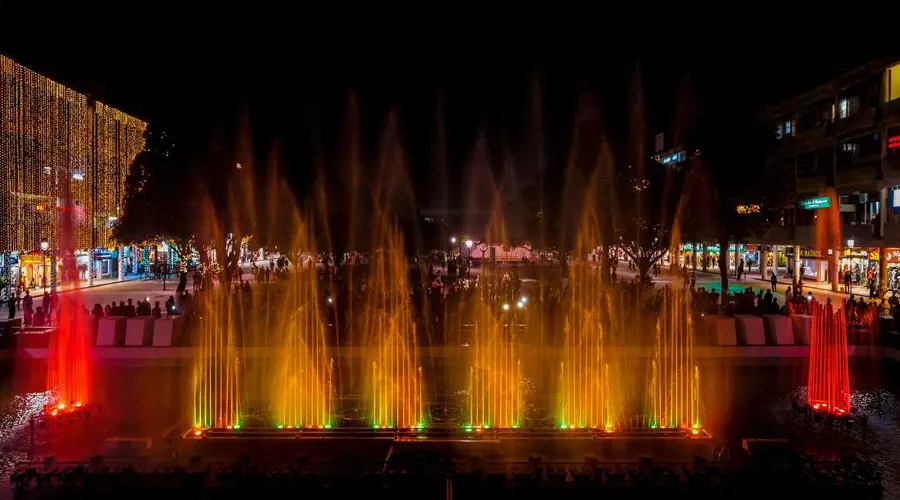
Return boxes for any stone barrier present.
[152,316,185,347]
[734,315,766,345]
[125,317,155,346]
[96,317,127,346]
[762,315,794,345]
[790,314,812,345]
[703,315,737,346]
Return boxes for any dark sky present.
[0,8,884,206]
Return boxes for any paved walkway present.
[678,267,878,302]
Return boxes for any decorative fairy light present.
[0,54,146,261]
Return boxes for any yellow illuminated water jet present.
[558,266,620,430]
[364,229,425,429]
[192,289,243,429]
[468,299,523,429]
[648,287,701,429]
[273,266,334,429]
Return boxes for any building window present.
[785,120,792,135]
[885,62,900,102]
[839,96,859,119]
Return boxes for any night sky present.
[0,8,882,207]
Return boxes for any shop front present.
[92,248,119,280]
[885,249,900,291]
[786,247,829,282]
[838,248,871,288]
[17,251,62,290]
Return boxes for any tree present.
[114,125,197,266]
[684,81,773,301]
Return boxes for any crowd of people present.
[7,453,883,499]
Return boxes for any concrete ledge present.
[762,315,794,345]
[790,314,812,345]
[97,316,127,346]
[152,316,184,347]
[734,315,766,345]
[703,315,737,346]
[125,317,155,346]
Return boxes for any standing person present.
[770,270,777,292]
[6,293,15,319]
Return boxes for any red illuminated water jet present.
[47,291,92,414]
[45,168,93,417]
[807,301,850,415]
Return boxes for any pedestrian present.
[770,270,777,292]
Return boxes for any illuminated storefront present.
[786,247,829,282]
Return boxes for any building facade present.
[748,58,900,294]
[0,55,146,294]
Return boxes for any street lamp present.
[450,236,457,244]
[160,241,169,291]
[465,239,473,249]
[40,238,48,291]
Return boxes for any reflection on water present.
[0,391,54,484]
[0,365,898,497]
[773,386,900,497]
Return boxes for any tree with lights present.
[114,125,197,271]
[679,76,775,303]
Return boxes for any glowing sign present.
[34,203,47,213]
[800,197,830,210]
[736,204,760,214]
[889,135,900,149]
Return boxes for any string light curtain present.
[0,54,146,254]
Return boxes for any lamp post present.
[160,241,169,291]
[40,238,48,291]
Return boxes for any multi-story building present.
[0,54,146,294]
[755,57,900,294]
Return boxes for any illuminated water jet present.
[648,287,701,430]
[468,299,523,429]
[364,230,425,429]
[807,301,850,415]
[192,290,243,429]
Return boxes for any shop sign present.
[867,249,880,262]
[745,244,759,251]
[19,254,42,265]
[842,248,869,259]
[786,247,822,258]
[736,204,760,214]
[786,247,825,259]
[33,203,47,213]
[800,197,831,210]
[93,248,118,259]
[887,249,900,264]
[889,135,900,150]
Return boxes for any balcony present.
[834,163,879,189]
[796,175,827,193]
[793,123,832,151]
[835,106,878,136]
[793,223,877,249]
[758,225,793,245]
[883,154,900,184]
[884,221,900,246]
[883,98,900,126]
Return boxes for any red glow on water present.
[807,302,850,415]
[47,292,92,410]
